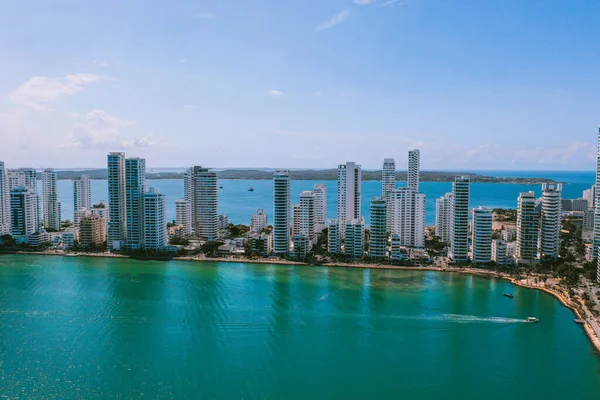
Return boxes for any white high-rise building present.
[125,158,146,249]
[516,191,539,264]
[313,184,327,228]
[435,192,454,242]
[0,161,10,235]
[344,218,364,258]
[382,158,396,232]
[73,175,91,224]
[408,149,420,192]
[251,209,268,233]
[10,186,38,237]
[292,203,301,237]
[328,219,341,254]
[583,185,596,209]
[186,167,218,240]
[595,128,600,282]
[7,168,40,230]
[91,201,109,226]
[175,199,192,236]
[299,191,316,246]
[42,169,61,231]
[471,206,492,264]
[450,176,470,264]
[273,170,291,255]
[107,152,127,250]
[492,239,507,266]
[337,162,362,236]
[369,196,387,258]
[390,188,426,248]
[143,188,167,250]
[540,183,562,259]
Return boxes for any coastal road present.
[581,279,600,341]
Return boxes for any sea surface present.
[0,255,599,399]
[49,170,595,226]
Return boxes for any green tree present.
[201,241,223,257]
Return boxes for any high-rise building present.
[328,219,341,254]
[218,215,228,231]
[382,158,396,232]
[0,161,10,235]
[369,196,387,258]
[292,203,301,237]
[471,206,492,264]
[125,158,146,249]
[91,201,109,226]
[79,214,106,248]
[175,199,192,236]
[450,176,470,264]
[390,188,426,248]
[595,128,600,282]
[391,234,409,261]
[299,191,316,246]
[273,170,291,255]
[540,183,562,259]
[107,152,126,250]
[583,185,596,209]
[143,187,167,250]
[337,162,361,236]
[7,168,40,230]
[10,186,37,237]
[186,167,218,240]
[492,239,507,266]
[435,192,454,242]
[344,218,364,258]
[313,184,327,228]
[408,149,420,192]
[73,175,91,224]
[251,209,268,233]
[42,169,61,231]
[516,191,539,264]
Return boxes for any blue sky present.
[1,0,599,170]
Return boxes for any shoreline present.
[7,250,600,354]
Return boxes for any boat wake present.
[381,313,528,324]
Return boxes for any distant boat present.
[248,187,254,192]
[574,319,586,325]
[219,186,223,189]
[527,317,539,323]
[503,292,514,298]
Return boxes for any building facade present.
[540,183,562,259]
[79,214,106,248]
[435,192,454,242]
[292,203,301,237]
[328,219,341,254]
[125,158,146,249]
[313,184,327,230]
[408,149,420,192]
[337,162,362,236]
[10,187,37,236]
[471,206,492,264]
[273,170,291,255]
[344,218,364,258]
[450,176,470,264]
[369,197,387,258]
[42,169,61,231]
[143,188,167,250]
[390,188,426,248]
[251,209,268,233]
[516,191,539,264]
[299,191,316,246]
[107,152,126,250]
[73,175,91,224]
[186,166,218,240]
[0,161,10,235]
[382,158,396,232]
[492,239,507,266]
[175,199,192,236]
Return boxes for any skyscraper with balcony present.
[42,169,61,231]
[313,184,327,227]
[273,170,291,255]
[10,186,37,237]
[595,127,600,281]
[143,188,167,250]
[299,191,316,246]
[516,191,539,264]
[125,158,146,249]
[73,174,91,224]
[382,158,396,232]
[7,168,39,230]
[369,196,387,258]
[390,188,426,248]
[344,218,364,258]
[408,149,420,192]
[186,167,218,240]
[0,161,10,235]
[337,162,361,236]
[471,206,492,264]
[450,176,470,264]
[492,239,507,266]
[107,152,126,250]
[292,203,301,237]
[435,192,454,242]
[251,209,268,233]
[540,183,562,259]
[328,219,341,254]
[175,199,192,236]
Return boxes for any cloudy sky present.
[1,0,600,170]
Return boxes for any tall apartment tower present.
[328,219,341,254]
[143,188,167,250]
[382,158,395,232]
[107,152,127,250]
[42,169,61,231]
[471,206,492,264]
[185,167,218,240]
[7,168,39,230]
[540,183,562,259]
[344,218,365,258]
[0,161,10,234]
[516,191,539,264]
[390,188,426,248]
[251,209,268,233]
[73,174,92,224]
[492,239,507,266]
[125,158,146,249]
[292,204,301,237]
[595,128,600,282]
[313,184,327,226]
[299,191,316,246]
[408,149,420,192]
[369,197,387,258]
[337,162,362,236]
[10,187,38,236]
[450,176,470,264]
[175,199,192,236]
[435,192,454,242]
[273,170,291,255]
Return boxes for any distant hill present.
[48,169,558,184]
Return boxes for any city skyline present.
[1,1,600,169]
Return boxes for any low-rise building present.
[501,229,516,242]
[292,235,310,258]
[218,215,229,231]
[250,234,272,256]
[79,214,106,248]
[391,234,409,261]
[28,230,49,247]
[492,239,507,266]
[251,209,268,233]
[61,228,78,249]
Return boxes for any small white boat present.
[527,317,539,323]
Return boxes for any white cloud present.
[193,12,215,19]
[380,0,411,7]
[9,73,102,110]
[93,60,111,68]
[354,0,376,4]
[316,9,351,31]
[267,89,286,96]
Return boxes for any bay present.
[0,255,599,399]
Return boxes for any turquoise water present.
[0,255,599,399]
[52,171,594,226]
